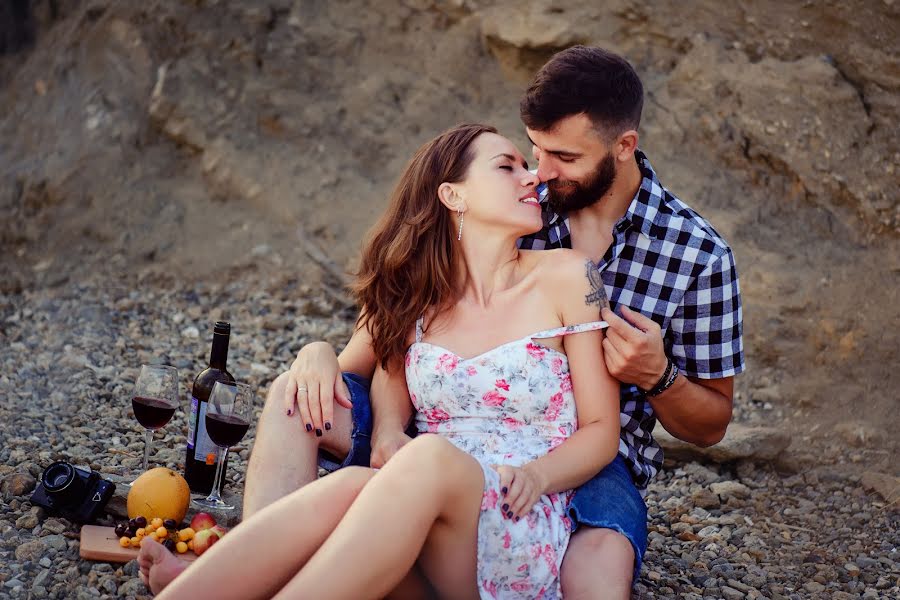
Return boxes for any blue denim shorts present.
[321,373,648,583]
[568,454,649,583]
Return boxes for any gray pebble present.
[720,585,744,600]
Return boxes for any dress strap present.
[415,316,425,343]
[530,320,608,340]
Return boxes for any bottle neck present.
[209,332,229,370]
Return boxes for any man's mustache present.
[548,180,578,190]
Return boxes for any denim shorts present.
[568,454,648,583]
[321,373,648,583]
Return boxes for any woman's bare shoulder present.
[523,248,594,284]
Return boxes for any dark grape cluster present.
[114,515,189,553]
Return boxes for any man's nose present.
[536,160,557,183]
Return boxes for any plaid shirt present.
[518,150,745,489]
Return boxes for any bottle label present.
[194,399,220,463]
[187,396,199,450]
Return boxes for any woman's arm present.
[369,363,416,468]
[500,252,620,518]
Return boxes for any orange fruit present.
[127,467,191,525]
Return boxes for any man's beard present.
[546,152,617,214]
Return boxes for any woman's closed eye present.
[499,165,513,171]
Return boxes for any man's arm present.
[601,305,734,447]
[646,371,733,447]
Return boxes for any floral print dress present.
[405,317,608,599]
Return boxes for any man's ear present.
[437,182,466,212]
[615,130,639,161]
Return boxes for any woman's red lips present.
[519,191,539,204]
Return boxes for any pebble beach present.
[1,272,897,599]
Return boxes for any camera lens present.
[41,462,85,505]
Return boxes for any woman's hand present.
[493,463,548,521]
[285,341,352,435]
[370,429,413,468]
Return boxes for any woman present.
[139,123,621,599]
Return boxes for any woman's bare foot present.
[137,538,189,595]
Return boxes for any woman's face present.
[453,133,542,238]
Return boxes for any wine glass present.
[192,381,253,511]
[128,364,179,484]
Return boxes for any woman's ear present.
[437,182,466,212]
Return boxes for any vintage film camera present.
[30,461,116,523]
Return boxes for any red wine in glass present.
[192,381,254,511]
[205,413,249,448]
[126,364,179,485]
[132,396,177,430]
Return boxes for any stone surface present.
[655,424,790,463]
[860,471,900,503]
[0,473,37,497]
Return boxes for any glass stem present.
[141,428,154,473]
[208,446,229,501]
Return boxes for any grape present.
[114,524,128,538]
[128,518,138,529]
[163,519,178,530]
[163,539,177,552]
[125,527,137,538]
[134,516,148,528]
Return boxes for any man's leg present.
[560,455,648,599]
[561,528,635,599]
[243,372,353,517]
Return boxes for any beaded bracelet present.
[644,357,679,398]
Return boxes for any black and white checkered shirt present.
[518,150,745,489]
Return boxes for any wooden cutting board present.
[80,525,198,563]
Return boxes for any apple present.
[190,512,216,532]
[210,524,229,538]
[192,528,220,556]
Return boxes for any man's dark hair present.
[520,46,644,141]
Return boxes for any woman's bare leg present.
[274,434,485,600]
[149,466,375,600]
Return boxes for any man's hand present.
[601,306,668,390]
[285,341,353,436]
[369,429,413,468]
[494,463,548,521]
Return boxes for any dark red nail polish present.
[305,423,312,432]
[325,422,332,431]
[315,428,323,437]
[286,408,292,416]
[515,516,520,522]
[502,503,509,512]
[506,511,513,518]
[501,487,508,495]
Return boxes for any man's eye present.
[559,157,575,163]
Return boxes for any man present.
[245,46,744,598]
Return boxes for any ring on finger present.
[297,386,308,393]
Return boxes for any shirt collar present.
[622,149,667,241]
[538,149,667,241]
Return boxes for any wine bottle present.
[184,321,236,494]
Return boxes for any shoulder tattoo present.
[584,260,609,309]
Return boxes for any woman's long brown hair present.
[352,123,497,372]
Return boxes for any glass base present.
[192,496,235,511]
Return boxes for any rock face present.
[655,424,791,463]
[0,1,898,597]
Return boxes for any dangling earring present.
[457,209,465,241]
